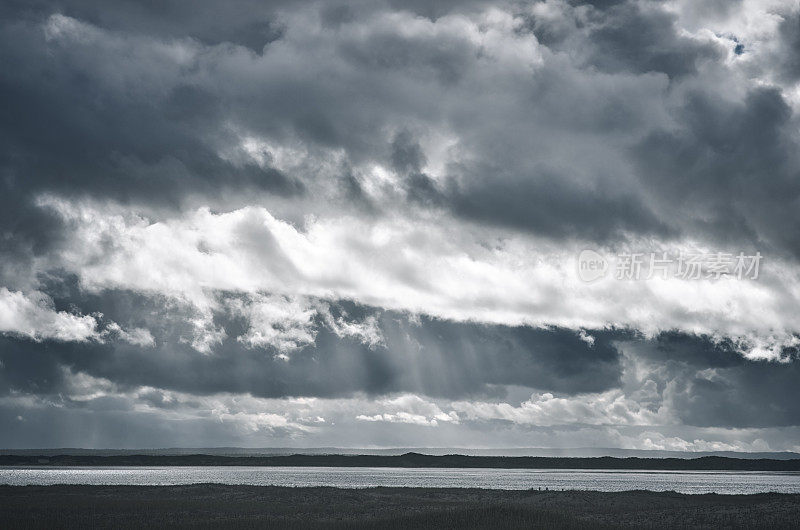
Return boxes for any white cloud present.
[356,394,459,427]
[356,412,440,426]
[34,197,800,359]
[317,304,384,349]
[0,288,100,342]
[450,391,668,427]
[627,431,773,453]
[227,294,318,357]
[103,322,156,347]
[0,287,158,347]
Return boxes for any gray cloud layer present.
[1,0,800,449]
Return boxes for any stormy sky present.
[2,0,800,451]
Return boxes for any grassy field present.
[1,485,799,529]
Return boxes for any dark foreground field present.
[1,485,799,529]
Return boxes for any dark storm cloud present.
[338,22,474,85]
[0,0,476,236]
[0,286,624,400]
[429,2,798,255]
[640,332,749,369]
[777,11,800,83]
[1,0,289,50]
[583,1,722,78]
[448,164,672,241]
[390,130,443,205]
[1,0,796,260]
[387,0,494,19]
[0,5,302,285]
[670,359,800,428]
[621,334,800,429]
[4,301,800,432]
[0,17,301,203]
[631,86,800,256]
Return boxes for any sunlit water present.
[2,467,799,494]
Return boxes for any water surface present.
[2,466,800,494]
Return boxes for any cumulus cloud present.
[226,294,318,357]
[102,322,155,348]
[34,197,800,359]
[450,390,666,427]
[0,288,100,342]
[357,394,459,426]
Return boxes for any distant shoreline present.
[3,452,800,471]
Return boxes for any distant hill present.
[2,447,799,459]
[2,452,800,471]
